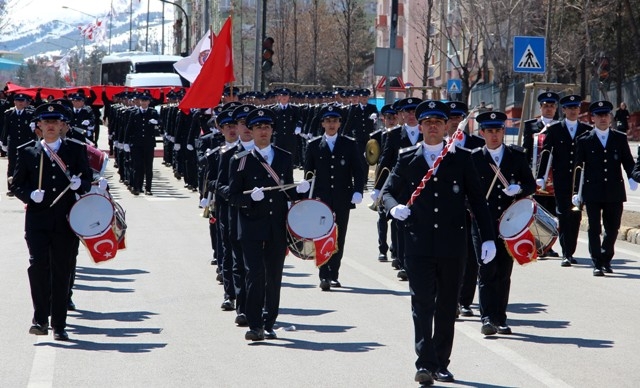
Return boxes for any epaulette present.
[308,135,322,143]
[206,146,221,157]
[343,135,355,141]
[233,149,250,160]
[273,145,292,155]
[453,146,472,154]
[221,144,238,154]
[369,128,383,138]
[611,128,627,136]
[471,147,483,155]
[387,124,402,132]
[507,144,526,153]
[65,137,87,147]
[399,144,420,155]
[17,139,35,150]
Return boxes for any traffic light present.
[262,37,274,72]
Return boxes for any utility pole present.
[253,0,264,90]
[384,0,398,104]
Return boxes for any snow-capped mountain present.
[0,0,175,59]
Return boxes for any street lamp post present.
[159,0,190,56]
[61,6,97,85]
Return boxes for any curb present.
[579,214,640,244]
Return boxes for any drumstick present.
[242,179,311,194]
[50,172,82,208]
[38,152,44,191]
[490,164,510,187]
[486,168,500,200]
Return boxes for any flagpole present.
[109,0,113,54]
[129,0,133,51]
[145,0,151,51]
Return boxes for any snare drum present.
[286,199,338,268]
[68,193,127,263]
[498,198,558,265]
[86,144,108,177]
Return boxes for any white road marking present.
[27,337,56,388]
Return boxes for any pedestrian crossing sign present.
[447,79,462,95]
[513,36,546,74]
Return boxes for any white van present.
[124,72,183,88]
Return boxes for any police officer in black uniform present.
[3,93,36,196]
[381,100,496,385]
[471,111,536,335]
[574,100,638,276]
[125,91,160,195]
[68,92,96,143]
[342,89,378,178]
[11,102,92,341]
[229,108,309,341]
[304,105,366,291]
[536,95,591,267]
[272,88,303,166]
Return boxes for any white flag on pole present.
[173,29,214,83]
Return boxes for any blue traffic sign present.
[447,79,462,94]
[513,36,546,74]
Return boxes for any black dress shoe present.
[264,329,277,339]
[414,368,434,385]
[397,269,408,281]
[132,189,140,196]
[391,258,400,269]
[245,329,265,341]
[216,273,223,283]
[378,253,388,262]
[432,368,455,382]
[145,190,153,195]
[593,267,604,277]
[603,265,613,273]
[545,249,559,258]
[561,257,572,267]
[569,256,578,264]
[67,299,76,311]
[460,306,474,317]
[210,258,217,266]
[53,330,70,341]
[319,279,330,291]
[235,314,248,327]
[330,280,341,288]
[497,325,512,335]
[481,321,498,335]
[29,323,48,335]
[6,191,15,197]
[221,299,235,311]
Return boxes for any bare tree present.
[406,0,435,98]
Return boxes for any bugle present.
[202,190,214,218]
[367,167,390,211]
[571,163,585,211]
[537,147,554,195]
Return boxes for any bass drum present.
[286,199,338,268]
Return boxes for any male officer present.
[342,89,378,178]
[536,95,591,267]
[11,103,92,341]
[376,97,423,280]
[574,100,637,276]
[125,91,160,195]
[2,93,36,196]
[304,105,366,291]
[471,111,536,335]
[523,91,561,258]
[272,88,303,166]
[229,107,309,341]
[381,100,496,385]
[444,101,484,317]
[68,92,96,143]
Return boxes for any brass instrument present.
[367,167,390,211]
[571,163,585,211]
[536,148,554,195]
[305,171,316,198]
[365,138,381,166]
[202,191,214,218]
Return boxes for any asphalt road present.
[1,135,640,387]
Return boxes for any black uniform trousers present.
[26,216,77,329]
[376,207,397,258]
[555,193,581,258]
[319,207,350,281]
[585,201,623,268]
[404,254,463,372]
[241,237,286,331]
[229,205,246,315]
[459,214,481,308]
[478,241,513,326]
[216,203,236,300]
[132,145,155,192]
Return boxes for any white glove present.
[81,120,90,126]
[629,178,638,191]
[98,177,108,191]
[368,113,377,123]
[250,187,264,201]
[296,180,310,193]
[69,175,81,191]
[390,204,411,220]
[351,192,363,205]
[481,240,497,264]
[187,144,194,151]
[114,140,120,147]
[571,194,581,207]
[29,122,36,131]
[369,189,380,202]
[30,189,45,203]
[124,144,131,152]
[448,133,464,154]
[502,184,521,197]
[1,144,7,152]
[174,143,181,151]
[149,119,158,125]
[200,197,209,208]
[294,126,302,135]
[535,178,545,187]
